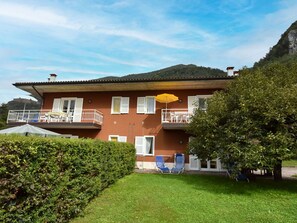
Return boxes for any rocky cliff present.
[288,29,297,55]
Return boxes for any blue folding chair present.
[171,153,185,174]
[155,156,170,173]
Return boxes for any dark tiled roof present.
[14,75,234,86]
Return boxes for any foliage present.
[6,98,41,110]
[0,103,8,129]
[72,173,297,223]
[97,64,226,80]
[188,60,297,179]
[254,20,297,67]
[282,159,297,167]
[0,135,135,223]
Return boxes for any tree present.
[0,103,8,129]
[188,60,297,180]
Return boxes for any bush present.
[0,135,135,222]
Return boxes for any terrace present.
[161,108,192,130]
[7,109,103,129]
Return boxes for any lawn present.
[282,159,297,167]
[72,173,297,223]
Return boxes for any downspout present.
[32,85,44,108]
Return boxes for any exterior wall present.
[42,89,220,167]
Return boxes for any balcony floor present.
[8,122,101,130]
[162,122,188,130]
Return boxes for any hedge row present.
[0,135,135,222]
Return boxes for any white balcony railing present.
[161,109,192,124]
[7,109,103,125]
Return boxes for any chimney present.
[226,67,234,76]
[49,74,57,82]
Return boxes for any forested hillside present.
[254,20,297,67]
[96,64,226,80]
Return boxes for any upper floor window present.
[52,97,83,122]
[137,96,156,114]
[188,95,211,114]
[111,97,129,114]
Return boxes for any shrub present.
[0,135,135,222]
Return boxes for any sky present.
[0,0,297,104]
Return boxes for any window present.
[135,136,155,155]
[62,99,75,114]
[137,96,156,114]
[188,95,211,113]
[108,135,127,142]
[111,97,129,114]
[52,97,83,122]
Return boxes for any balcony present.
[161,109,192,130]
[7,109,103,129]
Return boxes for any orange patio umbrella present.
[155,93,179,110]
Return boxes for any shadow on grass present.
[151,173,297,196]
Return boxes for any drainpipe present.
[32,85,44,109]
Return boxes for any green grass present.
[72,173,297,223]
[282,159,297,167]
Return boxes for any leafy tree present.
[188,60,297,180]
[0,103,8,129]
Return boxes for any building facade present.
[8,73,234,171]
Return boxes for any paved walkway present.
[282,167,297,178]
[135,167,297,179]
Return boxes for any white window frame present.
[188,95,212,114]
[52,97,83,122]
[135,135,155,156]
[137,96,156,114]
[189,155,220,171]
[108,135,127,142]
[111,96,129,114]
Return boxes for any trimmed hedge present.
[0,135,135,222]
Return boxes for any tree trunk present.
[273,160,282,181]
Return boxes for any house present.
[8,67,235,171]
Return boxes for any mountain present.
[254,20,297,67]
[0,98,41,129]
[6,98,41,110]
[95,64,226,81]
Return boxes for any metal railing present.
[161,109,192,124]
[7,109,103,124]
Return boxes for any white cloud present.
[25,66,116,76]
[0,2,80,29]
[0,2,216,50]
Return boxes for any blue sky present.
[0,0,297,103]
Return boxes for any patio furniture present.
[171,153,185,174]
[156,156,170,173]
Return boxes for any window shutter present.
[135,136,144,154]
[121,97,129,114]
[137,97,146,113]
[118,136,127,142]
[188,96,197,114]
[146,97,156,114]
[52,99,61,112]
[73,98,83,122]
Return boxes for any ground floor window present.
[135,136,155,156]
[108,135,127,142]
[189,155,220,171]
